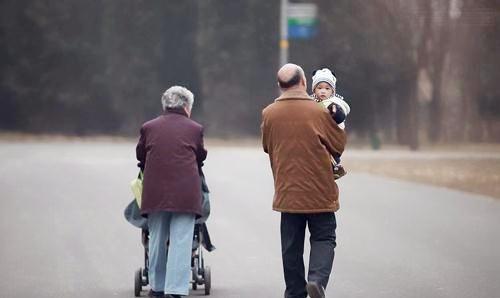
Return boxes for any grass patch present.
[345,158,500,199]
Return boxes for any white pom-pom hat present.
[312,68,337,91]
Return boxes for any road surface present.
[0,140,499,298]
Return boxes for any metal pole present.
[280,0,288,66]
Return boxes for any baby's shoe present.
[333,164,347,180]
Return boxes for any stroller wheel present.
[134,268,142,297]
[192,281,198,290]
[204,266,211,295]
[142,268,149,286]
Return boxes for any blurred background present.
[0,0,499,148]
[1,3,500,297]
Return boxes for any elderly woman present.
[136,86,207,298]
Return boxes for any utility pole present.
[280,0,289,67]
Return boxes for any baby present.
[311,68,351,179]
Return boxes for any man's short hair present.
[278,68,302,89]
[161,86,194,111]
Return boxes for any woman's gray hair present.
[161,86,194,111]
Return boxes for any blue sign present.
[287,3,318,39]
[288,24,317,39]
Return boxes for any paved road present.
[1,141,499,298]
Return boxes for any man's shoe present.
[165,295,183,298]
[306,281,325,298]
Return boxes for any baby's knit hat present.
[312,68,337,91]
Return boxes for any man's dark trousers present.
[281,212,337,298]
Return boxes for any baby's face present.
[314,82,334,101]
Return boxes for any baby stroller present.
[134,222,215,296]
[125,173,214,297]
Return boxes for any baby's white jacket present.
[320,94,350,129]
